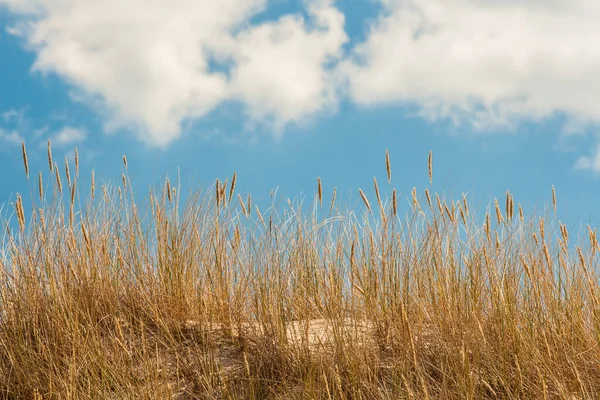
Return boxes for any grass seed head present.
[428,150,432,184]
[21,141,29,179]
[330,187,337,213]
[385,149,391,183]
[47,139,53,172]
[229,172,237,203]
[238,194,248,217]
[54,162,62,194]
[38,172,43,202]
[318,177,323,207]
[358,188,372,214]
[64,156,71,188]
[75,147,79,176]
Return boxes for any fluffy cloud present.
[52,126,86,147]
[342,0,600,131]
[575,144,600,174]
[2,0,346,147]
[0,128,23,146]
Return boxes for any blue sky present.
[1,0,600,232]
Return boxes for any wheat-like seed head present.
[81,222,91,249]
[532,232,539,247]
[15,194,25,232]
[330,187,337,213]
[392,189,397,216]
[255,205,266,229]
[122,173,127,191]
[385,149,391,183]
[551,185,556,214]
[444,203,454,224]
[238,194,248,217]
[247,194,252,216]
[70,181,76,207]
[123,155,128,169]
[47,139,53,172]
[373,177,382,212]
[539,217,545,243]
[166,178,172,202]
[577,246,586,271]
[215,179,221,207]
[518,204,524,223]
[543,243,551,267]
[589,225,598,256]
[412,187,421,211]
[358,189,372,214]
[317,177,323,207]
[459,204,466,225]
[220,181,227,207]
[64,156,71,188]
[435,194,443,215]
[428,151,432,184]
[495,231,500,252]
[91,169,95,200]
[494,198,504,225]
[54,162,62,194]
[74,147,79,176]
[484,213,490,236]
[38,172,43,202]
[69,183,76,227]
[21,141,29,179]
[229,172,237,203]
[424,188,432,209]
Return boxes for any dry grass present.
[1,145,600,399]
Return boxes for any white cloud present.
[342,0,600,132]
[51,126,86,147]
[2,0,346,147]
[1,108,24,122]
[227,1,347,130]
[575,144,600,174]
[0,128,23,146]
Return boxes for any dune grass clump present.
[0,142,599,399]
